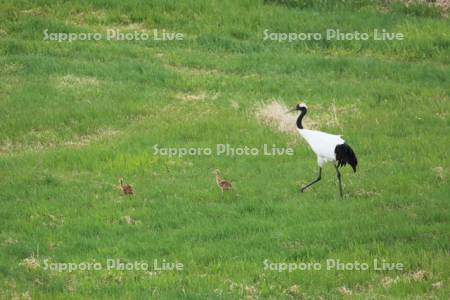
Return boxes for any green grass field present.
[1,0,449,298]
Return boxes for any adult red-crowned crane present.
[287,103,357,198]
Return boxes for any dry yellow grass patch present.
[122,215,141,225]
[337,286,352,296]
[19,255,40,270]
[381,276,400,288]
[68,9,108,25]
[284,284,301,296]
[436,0,450,10]
[224,279,259,298]
[91,17,150,33]
[255,100,359,137]
[19,7,44,16]
[113,21,149,32]
[380,270,432,289]
[175,93,206,102]
[436,111,448,120]
[0,128,120,156]
[390,0,449,10]
[0,63,22,74]
[164,63,225,78]
[63,128,120,147]
[55,74,101,89]
[43,214,65,228]
[230,100,240,110]
[255,100,298,136]
[354,189,382,197]
[411,270,430,281]
[432,166,446,182]
[3,237,19,246]
[175,92,218,102]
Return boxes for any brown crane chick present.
[212,169,233,193]
[119,178,133,195]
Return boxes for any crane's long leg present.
[300,168,322,192]
[335,165,343,198]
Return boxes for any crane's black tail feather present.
[335,143,358,172]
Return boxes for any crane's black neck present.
[296,108,307,129]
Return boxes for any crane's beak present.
[286,108,297,114]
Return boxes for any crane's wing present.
[335,143,358,172]
[298,129,345,161]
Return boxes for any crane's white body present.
[290,103,357,197]
[297,128,345,167]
